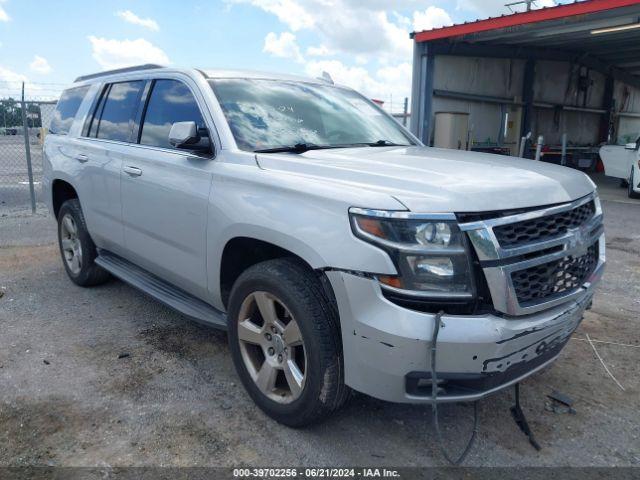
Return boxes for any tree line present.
[1,98,43,129]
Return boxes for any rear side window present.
[139,79,206,149]
[92,81,144,142]
[49,86,90,135]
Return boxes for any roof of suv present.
[74,64,332,87]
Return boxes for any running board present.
[95,250,227,330]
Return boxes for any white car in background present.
[600,138,640,199]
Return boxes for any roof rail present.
[74,64,165,83]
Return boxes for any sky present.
[0,0,571,111]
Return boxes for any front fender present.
[205,162,402,310]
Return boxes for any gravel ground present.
[0,175,638,468]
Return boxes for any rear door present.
[120,77,213,299]
[75,80,146,253]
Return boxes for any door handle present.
[123,166,143,177]
[75,154,89,163]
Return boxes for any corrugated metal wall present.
[433,57,524,147]
[425,55,640,148]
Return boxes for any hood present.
[256,146,596,213]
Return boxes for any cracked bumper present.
[327,271,595,404]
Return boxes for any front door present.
[120,78,213,299]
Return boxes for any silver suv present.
[43,65,605,426]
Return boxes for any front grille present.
[494,200,595,248]
[511,242,599,305]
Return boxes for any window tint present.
[94,81,144,142]
[49,86,90,135]
[140,80,206,149]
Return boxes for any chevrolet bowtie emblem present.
[567,226,589,256]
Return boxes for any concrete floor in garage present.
[0,174,638,467]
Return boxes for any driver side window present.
[139,79,206,150]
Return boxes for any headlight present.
[349,208,475,299]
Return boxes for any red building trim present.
[414,0,640,43]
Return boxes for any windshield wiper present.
[254,143,329,154]
[254,140,411,154]
[367,140,409,147]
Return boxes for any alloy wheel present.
[237,291,307,404]
[60,214,83,275]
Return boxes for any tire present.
[629,167,640,199]
[227,258,349,427]
[57,198,110,287]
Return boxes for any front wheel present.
[629,167,640,199]
[227,258,349,427]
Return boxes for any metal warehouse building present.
[410,0,640,167]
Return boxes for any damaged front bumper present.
[327,270,597,404]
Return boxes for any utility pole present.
[403,97,409,127]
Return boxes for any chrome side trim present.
[379,282,474,300]
[459,192,600,262]
[458,192,597,231]
[349,207,457,221]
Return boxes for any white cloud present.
[306,44,333,57]
[116,10,160,31]
[0,0,9,22]
[228,0,414,62]
[88,36,170,70]
[413,6,453,32]
[0,66,56,98]
[228,0,314,31]
[305,60,412,102]
[456,0,557,16]
[376,62,412,97]
[305,60,378,95]
[228,0,456,105]
[0,65,27,84]
[264,32,304,63]
[29,55,52,75]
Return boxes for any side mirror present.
[169,121,199,148]
[625,142,638,151]
[168,121,211,153]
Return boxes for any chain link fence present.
[0,82,61,213]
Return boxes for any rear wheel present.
[227,258,348,427]
[629,167,640,199]
[57,199,110,287]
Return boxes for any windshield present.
[209,78,414,152]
